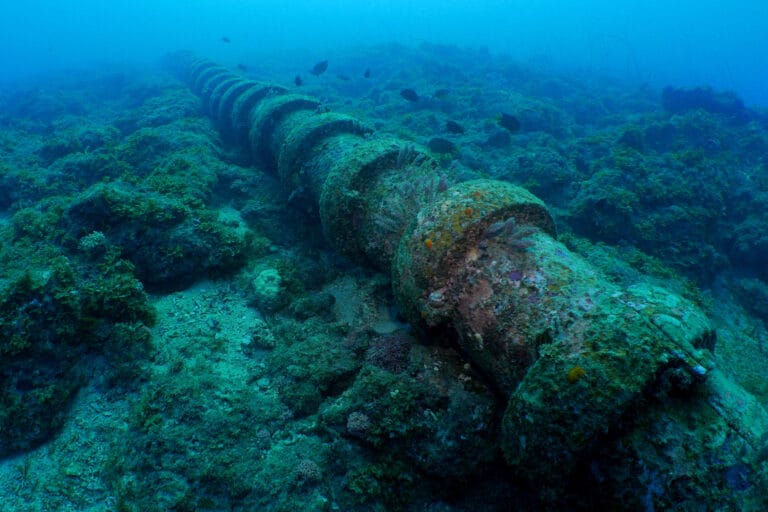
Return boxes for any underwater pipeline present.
[168,53,733,490]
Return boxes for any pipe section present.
[168,53,717,488]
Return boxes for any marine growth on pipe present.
[167,52,768,503]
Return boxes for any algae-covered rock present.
[0,247,154,457]
[267,318,360,416]
[250,266,284,311]
[66,181,249,289]
[320,341,498,480]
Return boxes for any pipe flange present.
[393,179,555,327]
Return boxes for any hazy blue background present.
[1,0,766,105]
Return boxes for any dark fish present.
[336,74,350,81]
[428,137,456,154]
[294,75,303,86]
[309,60,328,76]
[221,36,231,43]
[433,88,450,100]
[400,88,419,102]
[237,63,247,72]
[498,112,520,133]
[445,120,465,134]
[363,68,371,79]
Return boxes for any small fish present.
[498,112,520,133]
[363,68,371,79]
[294,75,303,86]
[309,60,328,76]
[400,88,419,102]
[433,88,450,100]
[445,120,465,134]
[237,63,247,72]
[221,36,231,43]
[336,74,350,81]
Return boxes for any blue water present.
[1,0,766,105]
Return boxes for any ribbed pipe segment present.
[168,52,716,490]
